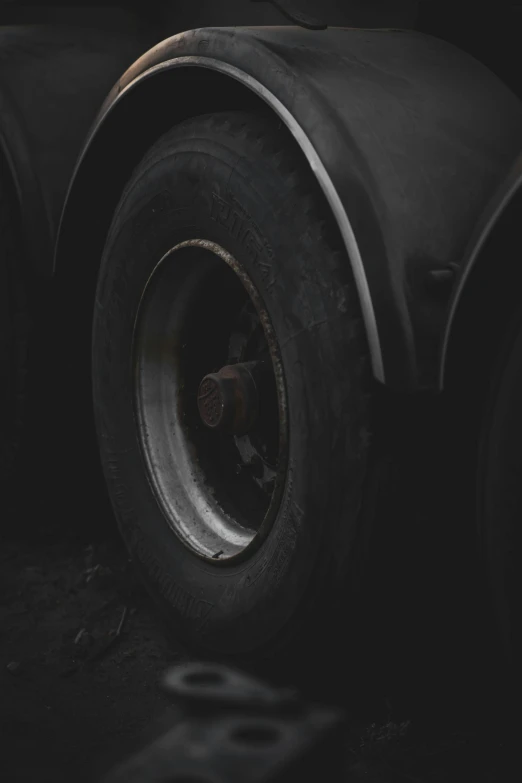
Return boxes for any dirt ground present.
[0,505,182,782]
[1,478,520,783]
[0,312,520,783]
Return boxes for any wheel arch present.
[55,55,386,382]
[55,26,522,391]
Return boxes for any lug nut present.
[197,361,266,436]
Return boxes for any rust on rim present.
[133,239,288,562]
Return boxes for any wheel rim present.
[132,239,288,562]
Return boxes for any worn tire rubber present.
[0,175,29,489]
[92,111,377,670]
[477,305,522,701]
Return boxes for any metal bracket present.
[102,662,346,782]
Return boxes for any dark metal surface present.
[56,26,522,390]
[0,23,152,277]
[102,662,346,783]
[162,662,299,710]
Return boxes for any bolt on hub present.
[197,361,267,436]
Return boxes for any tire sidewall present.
[93,124,369,654]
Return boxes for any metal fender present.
[0,25,149,276]
[56,26,522,389]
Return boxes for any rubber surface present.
[0,174,29,485]
[0,24,152,276]
[477,305,522,695]
[92,110,375,663]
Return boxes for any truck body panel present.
[56,25,522,389]
[0,24,150,275]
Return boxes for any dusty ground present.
[0,506,182,782]
[0,302,520,783]
[1,478,520,783]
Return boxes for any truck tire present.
[0,176,29,488]
[92,111,377,665]
[477,305,522,698]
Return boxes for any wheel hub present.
[197,361,269,436]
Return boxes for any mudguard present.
[56,26,522,390]
[0,25,149,276]
[440,156,522,389]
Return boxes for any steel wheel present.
[133,239,288,561]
